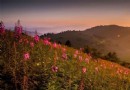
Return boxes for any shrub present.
[103,52,119,63]
[65,40,71,47]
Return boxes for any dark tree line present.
[83,45,119,62]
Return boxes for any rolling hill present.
[41,25,130,63]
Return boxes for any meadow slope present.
[0,30,130,90]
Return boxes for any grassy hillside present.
[1,30,130,90]
[41,25,130,63]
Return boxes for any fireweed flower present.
[19,39,23,43]
[124,70,129,75]
[80,48,84,51]
[51,66,58,72]
[111,64,114,68]
[24,53,30,60]
[24,39,29,44]
[53,42,57,48]
[62,48,66,52]
[43,38,50,45]
[15,27,22,35]
[116,68,123,74]
[82,67,87,73]
[88,53,92,59]
[74,50,79,58]
[43,39,48,45]
[75,50,79,55]
[79,56,83,62]
[95,67,98,72]
[74,53,77,58]
[0,21,5,34]
[62,53,67,60]
[30,42,34,47]
[58,44,61,48]
[14,20,22,37]
[34,35,39,42]
[85,58,89,64]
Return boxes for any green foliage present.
[83,45,130,69]
[121,62,130,69]
[57,41,62,44]
[84,46,120,64]
[1,30,130,90]
[103,52,119,63]
[84,45,102,59]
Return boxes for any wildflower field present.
[0,21,130,90]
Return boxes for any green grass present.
[0,30,130,90]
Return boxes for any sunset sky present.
[1,0,130,33]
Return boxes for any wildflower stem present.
[13,42,18,90]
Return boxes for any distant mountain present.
[41,25,130,63]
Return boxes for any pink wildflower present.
[24,53,30,60]
[80,48,84,51]
[30,42,34,47]
[15,27,22,34]
[116,68,123,74]
[75,50,79,54]
[14,20,22,36]
[79,56,83,62]
[62,53,67,60]
[74,50,79,58]
[85,58,89,64]
[124,70,129,75]
[24,39,29,44]
[74,53,77,58]
[82,67,87,73]
[43,38,50,45]
[19,39,23,43]
[53,42,57,48]
[95,67,98,72]
[111,64,114,68]
[34,35,39,42]
[51,66,58,72]
[88,53,92,59]
[0,21,5,34]
[62,48,66,52]
[58,44,61,48]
